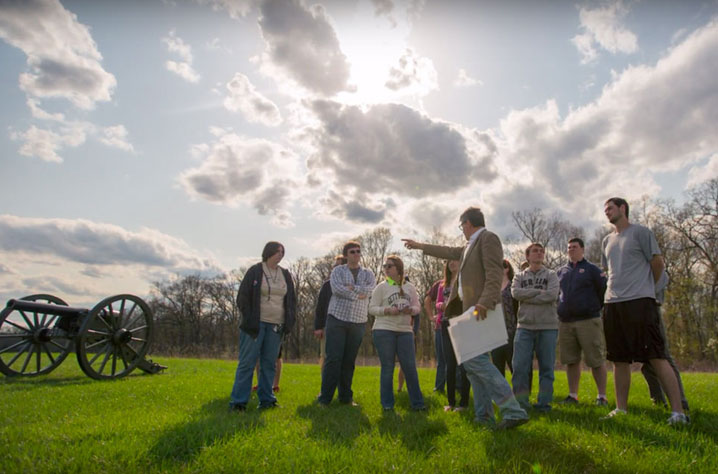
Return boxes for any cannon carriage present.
[0,294,166,380]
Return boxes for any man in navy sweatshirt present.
[557,238,608,406]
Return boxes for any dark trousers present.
[318,315,366,404]
[441,320,470,407]
[491,332,515,377]
[640,310,689,410]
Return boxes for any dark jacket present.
[237,262,296,338]
[314,279,332,330]
[557,258,607,323]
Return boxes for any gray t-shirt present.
[601,223,660,303]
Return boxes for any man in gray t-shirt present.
[600,197,688,426]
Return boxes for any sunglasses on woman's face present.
[348,249,361,255]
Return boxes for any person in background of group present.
[556,237,608,406]
[434,260,470,412]
[398,276,421,393]
[314,255,347,369]
[511,243,560,413]
[640,271,690,413]
[425,273,447,393]
[317,241,375,406]
[229,241,296,412]
[369,255,426,411]
[491,259,519,377]
[403,207,528,430]
[601,197,688,425]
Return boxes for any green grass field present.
[1,357,716,473]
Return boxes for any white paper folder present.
[447,304,508,365]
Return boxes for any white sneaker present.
[667,413,689,426]
[601,408,627,420]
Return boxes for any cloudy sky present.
[1,0,717,305]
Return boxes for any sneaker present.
[667,413,689,426]
[497,417,529,430]
[595,397,609,406]
[601,408,627,420]
[452,406,467,412]
[258,401,280,410]
[443,405,454,412]
[339,400,359,407]
[229,403,246,412]
[559,395,579,405]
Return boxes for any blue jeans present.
[373,330,425,410]
[434,328,446,391]
[318,315,365,404]
[512,328,558,411]
[229,322,282,408]
[463,352,528,423]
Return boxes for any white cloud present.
[486,18,718,227]
[193,0,257,19]
[385,48,438,96]
[454,68,482,87]
[178,131,301,227]
[223,72,282,126]
[162,30,200,83]
[572,1,638,64]
[99,125,134,152]
[10,123,90,163]
[258,0,352,96]
[686,154,718,188]
[0,214,217,272]
[27,98,65,121]
[0,0,116,108]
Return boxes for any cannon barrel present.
[6,299,89,318]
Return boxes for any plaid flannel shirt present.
[328,264,376,323]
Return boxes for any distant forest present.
[148,179,718,369]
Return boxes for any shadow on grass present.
[483,424,636,474]
[296,402,372,446]
[147,398,264,468]
[0,374,94,390]
[377,409,448,453]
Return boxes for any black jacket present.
[237,262,296,338]
[314,279,332,330]
[557,258,607,322]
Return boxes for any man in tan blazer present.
[403,207,528,430]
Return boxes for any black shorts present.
[602,298,667,363]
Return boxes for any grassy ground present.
[1,357,716,473]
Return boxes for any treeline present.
[147,179,718,368]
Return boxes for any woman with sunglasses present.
[369,255,426,411]
[229,241,296,412]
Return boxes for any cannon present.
[0,294,166,380]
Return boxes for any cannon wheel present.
[0,294,73,377]
[75,294,154,380]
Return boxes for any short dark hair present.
[342,240,361,256]
[568,237,584,248]
[459,207,485,228]
[605,197,629,218]
[261,241,284,262]
[525,242,544,259]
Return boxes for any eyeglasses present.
[348,249,361,255]
[382,263,395,269]
[458,221,467,230]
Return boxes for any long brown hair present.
[386,254,405,297]
[443,260,457,287]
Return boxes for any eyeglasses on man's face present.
[348,249,361,255]
[458,220,468,230]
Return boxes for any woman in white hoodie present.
[369,255,426,411]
